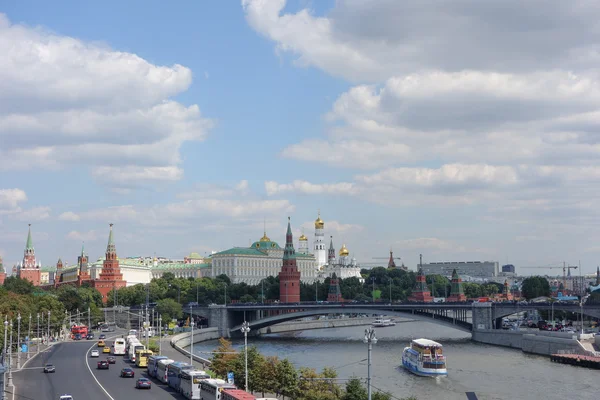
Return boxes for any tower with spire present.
[327,273,343,302]
[298,229,309,254]
[327,236,336,265]
[279,217,301,303]
[388,250,397,269]
[77,242,91,284]
[93,224,126,303]
[55,258,64,285]
[313,211,327,267]
[0,256,6,285]
[17,224,41,286]
[447,269,466,302]
[408,254,433,303]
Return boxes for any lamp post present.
[189,305,195,366]
[16,313,21,369]
[27,314,31,360]
[88,307,91,331]
[145,305,150,350]
[389,280,392,304]
[224,284,227,306]
[371,277,376,303]
[262,279,265,304]
[363,327,378,400]
[8,320,13,388]
[158,315,162,355]
[241,321,251,391]
[3,318,8,396]
[315,280,318,302]
[196,281,199,304]
[47,311,51,347]
[36,313,39,354]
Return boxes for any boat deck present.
[550,353,600,369]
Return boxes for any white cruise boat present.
[402,338,447,377]
[372,318,396,327]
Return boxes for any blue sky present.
[1,1,599,276]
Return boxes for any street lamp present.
[363,327,378,400]
[27,314,31,360]
[224,284,227,306]
[36,313,39,354]
[189,305,195,366]
[88,307,91,331]
[371,277,376,303]
[241,321,251,391]
[8,320,13,388]
[16,313,21,369]
[315,280,318,302]
[47,311,51,346]
[158,315,162,355]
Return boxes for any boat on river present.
[402,338,447,377]
[372,317,396,327]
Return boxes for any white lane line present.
[85,334,121,400]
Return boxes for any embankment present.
[472,329,587,356]
[170,327,220,366]
[257,316,412,335]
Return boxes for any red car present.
[97,360,109,370]
[120,368,135,378]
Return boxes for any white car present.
[59,396,73,400]
[90,350,100,357]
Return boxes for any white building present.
[211,230,318,284]
[313,212,327,267]
[421,261,499,278]
[318,237,364,282]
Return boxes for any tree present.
[276,358,299,399]
[209,338,238,378]
[521,276,551,299]
[343,378,367,400]
[3,276,35,295]
[156,298,182,322]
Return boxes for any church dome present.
[259,232,271,242]
[299,233,308,241]
[315,212,324,229]
[339,244,350,257]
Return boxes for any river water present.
[192,321,597,400]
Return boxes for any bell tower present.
[313,211,326,267]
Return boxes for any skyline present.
[1,1,599,274]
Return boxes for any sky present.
[1,0,599,276]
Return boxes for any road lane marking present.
[85,334,121,400]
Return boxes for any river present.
[192,321,597,400]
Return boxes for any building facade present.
[211,230,318,285]
[318,237,364,282]
[421,261,499,278]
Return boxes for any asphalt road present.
[12,332,182,400]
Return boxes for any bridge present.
[187,302,600,338]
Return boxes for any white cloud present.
[0,188,27,210]
[0,13,213,186]
[66,230,98,242]
[265,180,357,196]
[9,206,51,221]
[58,211,80,222]
[299,220,364,236]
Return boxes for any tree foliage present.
[521,276,551,299]
[155,298,182,321]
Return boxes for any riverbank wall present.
[170,327,220,366]
[256,316,410,335]
[472,329,585,355]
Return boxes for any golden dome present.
[339,243,349,257]
[259,232,271,242]
[299,233,308,241]
[315,212,324,229]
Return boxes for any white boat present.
[372,318,396,327]
[402,338,447,377]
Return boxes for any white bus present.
[199,379,237,400]
[113,338,126,355]
[128,341,145,363]
[180,370,211,399]
[156,359,174,383]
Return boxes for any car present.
[98,334,106,340]
[102,347,110,354]
[43,364,56,373]
[106,356,116,364]
[74,334,82,340]
[59,395,73,400]
[101,327,110,332]
[135,377,151,389]
[86,333,94,340]
[120,367,135,378]
[90,350,100,357]
[97,360,109,370]
[97,340,105,347]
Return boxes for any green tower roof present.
[25,224,34,250]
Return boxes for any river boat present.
[372,318,396,327]
[402,338,447,377]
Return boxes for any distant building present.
[184,252,205,264]
[0,256,6,285]
[502,264,516,273]
[421,261,499,278]
[318,236,364,282]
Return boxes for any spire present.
[106,223,116,257]
[81,242,85,256]
[329,236,334,249]
[25,224,34,251]
[283,217,296,260]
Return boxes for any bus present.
[180,370,211,399]
[167,362,194,391]
[147,355,168,378]
[128,342,145,363]
[222,390,256,400]
[113,338,126,355]
[135,349,153,368]
[199,379,237,400]
[70,325,88,339]
[156,359,174,383]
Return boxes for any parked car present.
[43,364,56,373]
[135,378,151,389]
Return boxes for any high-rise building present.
[421,261,499,278]
[279,217,301,303]
[502,264,515,274]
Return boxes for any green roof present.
[40,266,56,272]
[187,252,203,259]
[249,240,281,250]
[26,225,34,250]
[152,262,211,270]
[213,247,269,256]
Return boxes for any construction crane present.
[521,262,578,293]
[373,249,403,269]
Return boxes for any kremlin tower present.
[93,224,126,303]
[279,217,301,303]
[327,273,343,302]
[327,236,336,265]
[17,224,41,286]
[408,254,433,303]
[77,243,91,285]
[447,269,466,302]
[313,212,326,267]
[388,250,397,269]
[55,258,64,285]
[0,256,6,285]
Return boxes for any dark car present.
[135,377,151,389]
[97,360,109,370]
[106,356,116,364]
[98,334,106,340]
[86,333,94,340]
[43,364,56,373]
[74,334,82,340]
[120,368,135,378]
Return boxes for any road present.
[12,333,183,400]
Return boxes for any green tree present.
[276,358,299,399]
[3,276,35,295]
[209,338,238,378]
[521,276,551,299]
[343,378,367,400]
[156,298,182,321]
